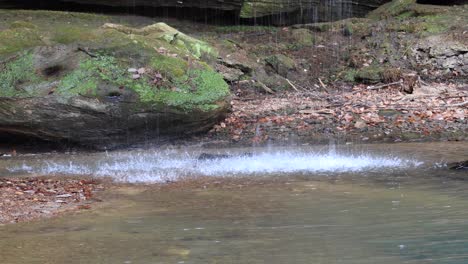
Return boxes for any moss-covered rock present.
[102,22,218,59]
[0,10,230,148]
[290,29,315,46]
[355,67,385,84]
[265,54,296,78]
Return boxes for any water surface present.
[0,142,467,264]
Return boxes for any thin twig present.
[420,79,430,86]
[77,47,98,58]
[318,78,329,93]
[367,80,402,90]
[446,101,468,107]
[285,78,299,92]
[256,81,275,94]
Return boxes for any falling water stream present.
[0,142,467,263]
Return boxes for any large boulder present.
[0,10,230,148]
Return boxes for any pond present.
[0,142,467,264]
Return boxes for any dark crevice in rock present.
[42,65,64,78]
[0,131,78,152]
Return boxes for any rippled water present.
[0,142,467,264]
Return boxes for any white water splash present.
[7,149,423,183]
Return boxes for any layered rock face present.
[59,0,244,10]
[0,0,392,23]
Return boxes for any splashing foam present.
[7,149,423,183]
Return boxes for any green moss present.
[9,20,37,29]
[0,10,230,110]
[355,67,384,84]
[144,23,218,59]
[157,69,229,111]
[343,69,358,83]
[368,0,416,19]
[184,38,216,60]
[215,25,278,34]
[397,11,415,20]
[291,29,315,46]
[0,53,38,97]
[387,12,457,35]
[420,15,452,34]
[56,55,229,111]
[0,28,43,56]
[52,25,96,44]
[150,55,188,79]
[57,68,99,96]
[239,2,273,18]
[57,55,154,100]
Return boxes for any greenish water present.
[0,142,467,264]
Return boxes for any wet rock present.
[413,35,468,75]
[197,152,253,161]
[216,63,244,82]
[265,54,296,78]
[197,153,231,161]
[218,51,255,75]
[355,67,384,84]
[448,161,468,171]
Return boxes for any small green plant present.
[157,69,229,111]
[0,53,38,97]
[58,68,98,96]
[343,69,358,83]
[150,55,188,79]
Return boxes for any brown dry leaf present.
[343,113,354,123]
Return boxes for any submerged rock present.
[448,161,468,171]
[197,152,253,161]
[0,10,230,148]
